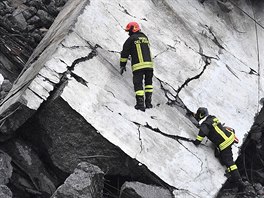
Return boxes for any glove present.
[193,139,200,146]
[120,66,126,75]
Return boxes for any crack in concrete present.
[153,44,177,59]
[132,121,143,153]
[144,122,204,174]
[67,43,100,71]
[59,43,101,87]
[118,4,147,21]
[204,25,225,49]
[27,87,45,101]
[226,64,240,79]
[37,73,56,85]
[144,122,203,161]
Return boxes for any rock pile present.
[0,0,68,81]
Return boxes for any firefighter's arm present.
[193,124,208,146]
[120,38,131,74]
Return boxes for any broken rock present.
[51,162,104,198]
[0,150,12,185]
[0,185,12,198]
[119,181,172,198]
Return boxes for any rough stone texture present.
[18,97,142,176]
[1,1,262,197]
[0,185,12,198]
[0,79,12,102]
[0,0,87,137]
[0,150,12,185]
[51,162,104,198]
[238,104,264,185]
[0,0,68,82]
[120,181,173,198]
[0,139,57,197]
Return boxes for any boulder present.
[120,181,172,198]
[0,150,12,185]
[0,139,57,196]
[0,185,12,198]
[51,162,104,198]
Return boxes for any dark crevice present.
[132,121,143,153]
[226,64,240,79]
[27,87,45,101]
[104,105,114,112]
[204,25,225,49]
[117,4,147,21]
[37,73,57,85]
[67,43,101,71]
[60,43,102,86]
[144,122,193,143]
[249,68,259,76]
[144,122,204,173]
[176,56,212,96]
[153,44,177,59]
[70,72,87,86]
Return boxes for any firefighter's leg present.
[220,147,246,192]
[133,70,145,111]
[144,70,154,108]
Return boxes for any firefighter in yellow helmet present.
[120,22,154,111]
[192,107,246,192]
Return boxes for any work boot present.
[145,92,153,109]
[135,96,145,111]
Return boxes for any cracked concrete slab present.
[0,0,263,197]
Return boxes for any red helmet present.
[125,22,141,32]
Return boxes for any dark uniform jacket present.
[195,115,235,151]
[120,32,153,72]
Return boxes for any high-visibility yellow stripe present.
[212,118,235,150]
[145,85,153,93]
[219,132,235,151]
[145,89,153,93]
[196,135,204,141]
[132,62,153,71]
[145,85,153,89]
[227,164,238,172]
[120,58,128,62]
[135,90,144,96]
[136,43,144,63]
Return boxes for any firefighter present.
[192,107,246,192]
[120,22,154,111]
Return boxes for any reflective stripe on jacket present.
[120,32,153,72]
[196,115,235,151]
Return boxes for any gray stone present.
[51,162,104,198]
[0,151,12,185]
[0,185,12,198]
[0,79,12,92]
[120,182,173,198]
[0,139,57,196]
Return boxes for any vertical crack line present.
[228,0,264,30]
[131,121,143,153]
[205,25,225,49]
[252,3,261,112]
[137,124,143,153]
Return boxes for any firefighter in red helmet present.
[120,22,154,111]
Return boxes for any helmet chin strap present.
[199,116,208,125]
